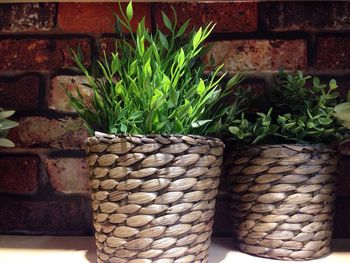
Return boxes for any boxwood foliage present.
[67,2,242,136]
[228,70,347,144]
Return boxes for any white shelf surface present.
[0,236,349,263]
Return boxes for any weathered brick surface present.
[0,156,39,194]
[205,40,307,72]
[340,140,350,156]
[49,75,92,113]
[45,158,89,194]
[0,3,56,32]
[261,1,350,31]
[0,39,91,71]
[155,2,257,33]
[0,75,40,109]
[10,116,88,149]
[0,197,92,235]
[315,37,350,70]
[334,197,350,238]
[99,38,118,57]
[57,2,151,33]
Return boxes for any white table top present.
[0,236,349,263]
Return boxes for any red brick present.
[99,37,118,57]
[0,197,92,235]
[0,39,90,71]
[9,116,88,149]
[46,158,90,194]
[0,156,39,194]
[57,2,151,33]
[205,40,307,73]
[0,75,40,109]
[261,2,350,31]
[155,2,257,33]
[0,3,56,32]
[315,37,350,70]
[334,197,350,238]
[340,140,350,156]
[49,75,92,113]
[224,80,265,106]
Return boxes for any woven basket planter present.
[85,133,224,263]
[227,144,338,260]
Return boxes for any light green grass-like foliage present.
[67,2,242,136]
[228,71,346,144]
[0,108,18,147]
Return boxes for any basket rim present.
[84,131,225,146]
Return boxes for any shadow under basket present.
[85,133,225,263]
[227,144,338,261]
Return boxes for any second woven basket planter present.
[85,133,224,263]
[227,144,337,260]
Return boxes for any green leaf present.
[285,122,296,129]
[126,1,133,22]
[229,126,240,135]
[176,20,189,38]
[0,110,15,120]
[306,122,316,129]
[334,102,350,113]
[0,119,19,130]
[191,119,212,128]
[177,48,185,67]
[329,79,338,90]
[158,31,169,49]
[318,117,332,125]
[120,123,127,133]
[0,138,15,148]
[197,79,205,96]
[161,11,172,31]
[226,74,243,89]
[192,27,202,49]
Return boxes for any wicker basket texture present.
[85,134,225,263]
[227,144,337,260]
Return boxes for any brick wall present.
[0,1,349,237]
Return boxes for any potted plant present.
[67,2,241,262]
[225,71,347,260]
[0,108,18,147]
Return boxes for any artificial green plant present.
[228,70,347,144]
[67,1,242,136]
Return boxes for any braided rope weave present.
[227,144,337,260]
[85,134,224,263]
